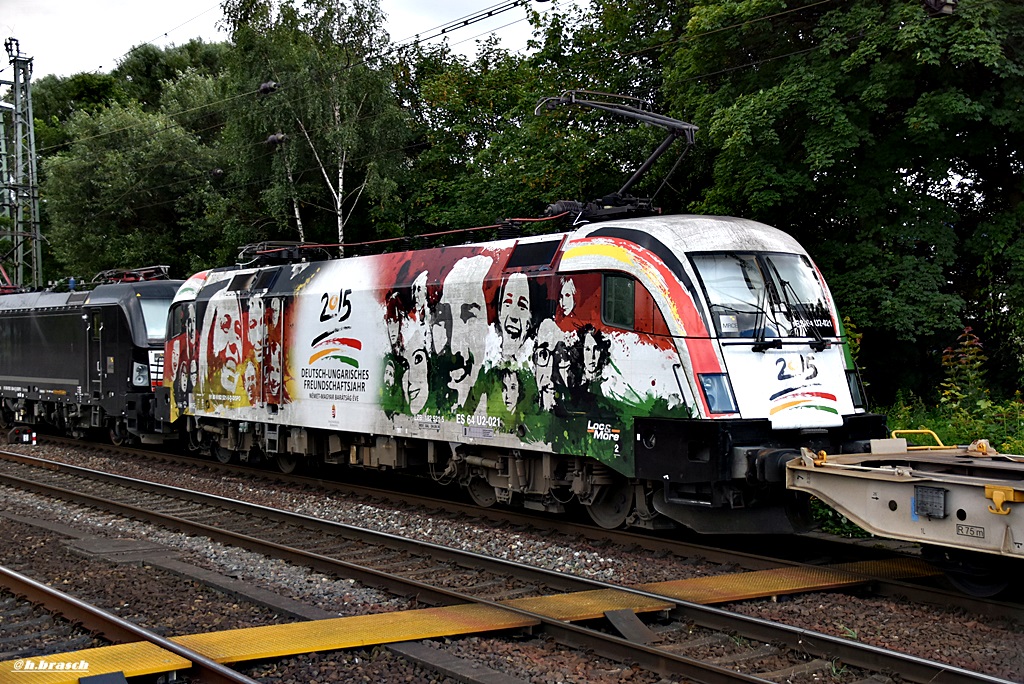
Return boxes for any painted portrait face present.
[267,298,282,330]
[265,342,282,399]
[243,362,260,405]
[170,341,181,381]
[499,272,531,359]
[502,370,520,412]
[559,278,576,317]
[177,359,189,404]
[411,271,429,323]
[247,295,265,356]
[210,298,243,392]
[583,329,602,382]
[185,302,197,346]
[386,314,402,351]
[533,319,561,410]
[385,291,404,352]
[438,255,493,406]
[383,358,397,388]
[403,326,429,414]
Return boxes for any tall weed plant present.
[885,328,1024,454]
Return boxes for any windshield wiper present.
[767,261,831,352]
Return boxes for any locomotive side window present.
[168,302,186,337]
[603,274,635,329]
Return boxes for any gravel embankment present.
[2,443,1022,682]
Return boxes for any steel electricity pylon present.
[1,37,42,290]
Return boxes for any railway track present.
[0,584,101,663]
[27,437,1024,618]
[0,446,1016,683]
[0,564,258,684]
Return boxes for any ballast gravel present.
[2,443,1023,683]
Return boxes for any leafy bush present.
[883,328,1024,454]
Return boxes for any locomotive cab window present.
[139,298,174,343]
[691,252,834,339]
[603,274,634,330]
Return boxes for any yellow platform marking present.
[173,603,539,664]
[506,588,671,621]
[641,558,940,604]
[0,642,189,683]
[0,558,940,682]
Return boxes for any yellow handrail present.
[891,429,948,450]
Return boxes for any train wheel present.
[0,408,12,430]
[109,422,129,447]
[212,444,236,464]
[466,478,497,508]
[945,569,1010,598]
[275,453,301,474]
[923,546,1010,598]
[586,477,633,529]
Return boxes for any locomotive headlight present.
[698,373,738,414]
[132,361,150,388]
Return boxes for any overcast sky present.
[1,0,574,81]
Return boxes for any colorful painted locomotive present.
[159,215,885,532]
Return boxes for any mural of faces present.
[247,294,265,356]
[208,297,243,393]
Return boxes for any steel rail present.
[0,564,260,684]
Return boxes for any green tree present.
[41,103,217,278]
[661,0,1024,400]
[113,39,231,110]
[400,1,692,235]
[219,0,408,252]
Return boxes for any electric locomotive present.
[158,216,885,533]
[0,267,182,444]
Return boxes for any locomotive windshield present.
[691,252,834,339]
[139,298,174,342]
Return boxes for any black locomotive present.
[0,268,183,444]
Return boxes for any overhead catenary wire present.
[57,0,974,241]
[35,0,541,156]
[62,2,846,229]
